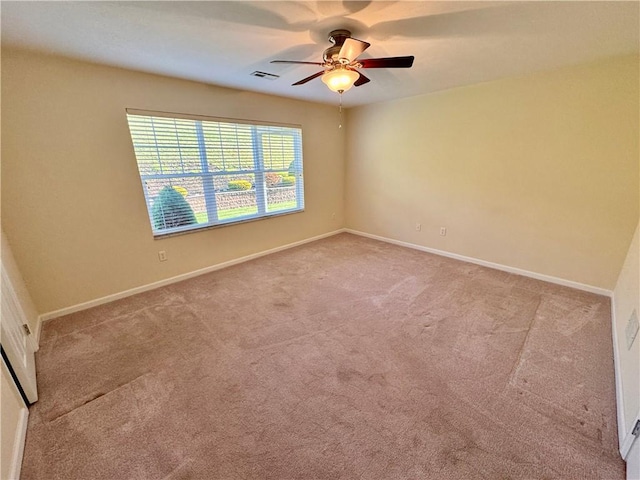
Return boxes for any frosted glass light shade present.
[321,68,359,93]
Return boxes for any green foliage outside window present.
[151,186,197,230]
[227,180,252,191]
[281,175,296,186]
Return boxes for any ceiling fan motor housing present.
[324,29,353,64]
[328,29,352,46]
[323,45,343,64]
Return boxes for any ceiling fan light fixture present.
[321,67,359,93]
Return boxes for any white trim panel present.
[9,406,29,480]
[345,229,612,296]
[611,296,629,450]
[39,229,346,322]
[2,360,30,480]
[621,413,640,460]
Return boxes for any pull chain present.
[338,91,343,129]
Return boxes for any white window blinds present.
[126,110,304,237]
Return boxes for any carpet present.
[21,233,624,479]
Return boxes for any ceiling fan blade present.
[292,70,325,86]
[359,56,415,68]
[354,71,371,87]
[271,60,324,65]
[338,37,371,63]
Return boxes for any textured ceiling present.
[2,1,638,107]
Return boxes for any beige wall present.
[2,49,638,313]
[345,55,639,290]
[1,49,345,314]
[613,221,639,442]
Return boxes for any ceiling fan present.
[271,29,414,94]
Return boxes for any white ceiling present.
[2,1,638,107]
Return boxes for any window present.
[126,109,304,237]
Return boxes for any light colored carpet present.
[22,233,624,479]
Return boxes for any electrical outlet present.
[415,223,421,231]
[625,309,639,350]
[158,251,167,262]
[332,212,336,219]
[440,227,447,236]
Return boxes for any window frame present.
[126,109,305,238]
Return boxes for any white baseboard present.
[39,229,346,323]
[40,227,611,325]
[345,229,612,297]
